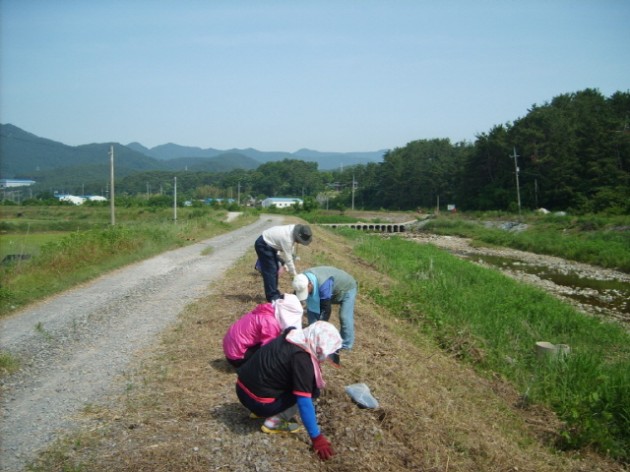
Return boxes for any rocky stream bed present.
[401,231,630,330]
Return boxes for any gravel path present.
[0,214,282,472]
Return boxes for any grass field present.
[0,205,258,316]
[345,229,630,460]
[0,232,66,260]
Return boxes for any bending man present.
[292,266,357,355]
[254,224,312,302]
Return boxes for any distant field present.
[0,204,256,315]
[0,205,160,262]
[0,233,67,261]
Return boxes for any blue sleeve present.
[318,277,334,300]
[296,395,320,438]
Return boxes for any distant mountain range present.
[0,124,387,180]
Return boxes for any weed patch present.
[0,350,20,376]
[351,233,630,461]
[0,207,257,317]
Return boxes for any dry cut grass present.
[31,219,627,472]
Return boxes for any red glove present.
[311,434,335,461]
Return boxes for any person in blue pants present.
[292,266,357,361]
[254,224,312,302]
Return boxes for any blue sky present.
[1,1,628,153]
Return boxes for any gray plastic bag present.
[345,383,379,409]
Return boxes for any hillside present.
[0,124,159,178]
[157,152,261,172]
[0,124,386,188]
[26,219,623,472]
[127,141,386,170]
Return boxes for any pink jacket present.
[223,295,304,362]
[222,303,281,361]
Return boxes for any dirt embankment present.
[6,218,625,472]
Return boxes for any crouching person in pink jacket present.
[223,294,303,368]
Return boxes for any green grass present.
[0,206,257,316]
[0,233,67,260]
[423,213,630,272]
[293,211,361,224]
[0,205,111,232]
[0,350,20,375]
[298,209,418,224]
[344,230,630,461]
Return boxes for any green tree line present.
[358,88,628,213]
[21,88,630,214]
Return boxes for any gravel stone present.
[0,215,283,472]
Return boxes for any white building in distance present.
[261,197,303,209]
[0,179,36,189]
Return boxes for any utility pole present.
[510,147,522,216]
[237,181,241,206]
[109,145,115,225]
[173,176,177,222]
[351,173,356,211]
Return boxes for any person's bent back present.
[223,294,303,367]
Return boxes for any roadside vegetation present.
[421,212,630,273]
[0,204,257,317]
[0,350,19,376]
[343,229,630,461]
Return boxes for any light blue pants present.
[307,286,357,350]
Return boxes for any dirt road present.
[0,215,283,472]
[1,216,627,471]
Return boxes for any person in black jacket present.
[235,321,341,461]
